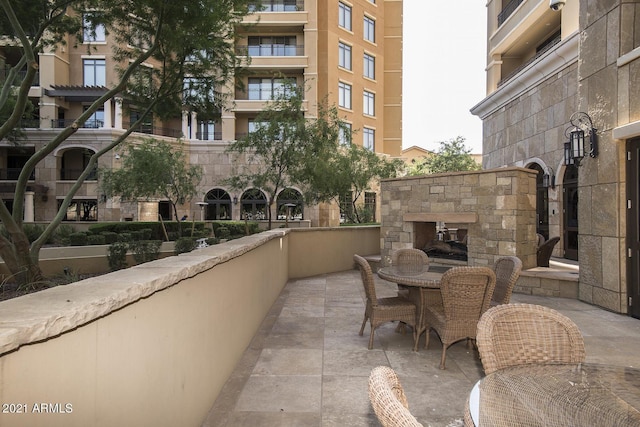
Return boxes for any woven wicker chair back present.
[491,256,523,305]
[368,366,423,427]
[440,266,496,321]
[477,303,586,375]
[391,248,429,273]
[354,254,378,304]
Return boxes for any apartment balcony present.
[236,45,307,70]
[0,168,35,180]
[244,0,307,26]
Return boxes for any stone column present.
[114,97,123,129]
[24,191,35,222]
[102,98,112,128]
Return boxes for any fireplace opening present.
[414,222,468,262]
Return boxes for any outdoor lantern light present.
[542,169,555,189]
[563,141,574,166]
[233,196,238,205]
[564,112,598,166]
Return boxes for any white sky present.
[402,1,487,154]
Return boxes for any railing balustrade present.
[236,44,304,57]
[497,0,524,26]
[249,0,304,12]
[0,169,35,180]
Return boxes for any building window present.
[363,91,375,116]
[248,119,269,133]
[363,127,374,151]
[59,199,98,221]
[364,16,375,42]
[339,122,352,145]
[338,82,352,109]
[83,59,106,86]
[83,106,104,128]
[339,2,352,31]
[130,110,153,133]
[364,53,375,79]
[248,77,295,100]
[364,191,376,222]
[197,120,219,140]
[82,14,105,42]
[247,36,298,56]
[251,0,299,12]
[338,42,352,70]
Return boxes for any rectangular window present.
[365,191,376,221]
[338,82,352,109]
[83,106,104,128]
[363,127,375,151]
[248,78,295,100]
[339,3,352,31]
[364,16,375,42]
[197,120,218,140]
[82,14,105,42]
[247,36,297,56]
[339,122,352,145]
[60,200,98,221]
[338,42,352,70]
[363,91,375,116]
[248,119,269,133]
[83,59,106,86]
[364,53,375,79]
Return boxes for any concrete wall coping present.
[0,229,287,356]
[382,166,538,183]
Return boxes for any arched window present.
[240,188,267,220]
[60,148,97,180]
[276,188,303,220]
[204,188,232,220]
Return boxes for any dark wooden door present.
[563,165,579,260]
[627,138,640,318]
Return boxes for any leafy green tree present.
[0,0,254,285]
[409,136,481,175]
[225,83,346,229]
[318,144,403,223]
[100,139,203,232]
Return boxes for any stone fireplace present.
[380,167,538,269]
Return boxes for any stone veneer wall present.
[380,167,538,269]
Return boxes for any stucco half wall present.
[0,227,380,426]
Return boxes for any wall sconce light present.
[233,196,238,205]
[542,168,555,189]
[564,112,598,166]
[100,194,107,203]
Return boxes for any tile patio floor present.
[203,268,640,427]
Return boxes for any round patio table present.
[474,363,640,426]
[377,266,443,351]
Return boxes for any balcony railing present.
[122,122,183,138]
[497,0,524,26]
[52,119,104,129]
[236,45,304,57]
[498,36,561,87]
[195,131,222,141]
[0,67,40,87]
[249,0,304,12]
[0,168,35,180]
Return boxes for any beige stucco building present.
[0,0,402,227]
[471,0,640,315]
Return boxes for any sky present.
[402,1,487,154]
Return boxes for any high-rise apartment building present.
[0,0,402,227]
[472,0,640,315]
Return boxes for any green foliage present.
[52,224,76,246]
[100,139,203,231]
[100,231,119,244]
[22,224,48,243]
[0,0,255,285]
[68,232,88,246]
[174,237,197,255]
[129,240,162,264]
[108,242,129,271]
[205,237,220,245]
[87,234,106,245]
[217,226,230,239]
[408,137,481,175]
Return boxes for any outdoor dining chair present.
[422,266,496,369]
[368,366,423,427]
[391,248,430,300]
[476,303,586,375]
[354,254,417,350]
[490,256,522,306]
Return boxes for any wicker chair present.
[476,303,586,375]
[537,236,560,267]
[423,266,496,369]
[354,254,417,349]
[368,366,423,427]
[490,256,522,306]
[391,248,430,300]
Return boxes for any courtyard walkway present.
[202,268,640,427]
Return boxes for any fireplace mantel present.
[403,213,478,223]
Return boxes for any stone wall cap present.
[382,166,537,183]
